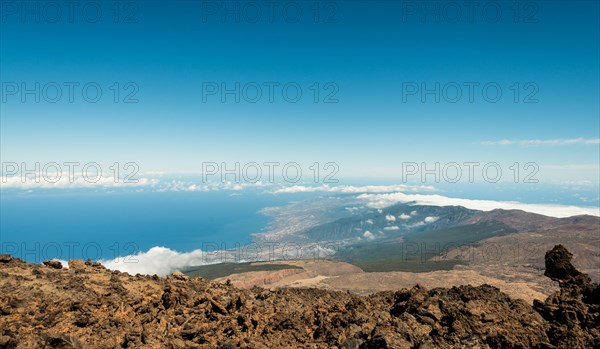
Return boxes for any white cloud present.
[364,219,373,225]
[273,184,435,194]
[0,175,158,190]
[358,192,600,218]
[0,175,274,192]
[404,221,426,229]
[99,243,338,276]
[363,231,375,240]
[385,214,396,221]
[479,138,600,146]
[383,226,400,231]
[100,246,207,276]
[399,213,411,220]
[542,164,600,171]
[424,216,439,223]
[174,181,265,192]
[560,180,595,186]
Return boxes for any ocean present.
[0,190,300,264]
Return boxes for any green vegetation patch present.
[338,221,516,273]
[182,262,302,280]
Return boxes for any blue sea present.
[0,190,304,264]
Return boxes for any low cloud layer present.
[479,138,600,146]
[358,192,599,218]
[273,184,436,194]
[0,175,158,190]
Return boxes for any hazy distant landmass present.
[187,197,600,305]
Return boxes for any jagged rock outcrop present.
[0,246,598,348]
[534,245,600,348]
[543,244,584,281]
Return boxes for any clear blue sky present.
[1,0,599,185]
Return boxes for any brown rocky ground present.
[215,260,552,304]
[0,246,599,348]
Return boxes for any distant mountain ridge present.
[271,201,599,246]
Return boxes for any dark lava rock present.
[534,244,600,348]
[543,244,582,281]
[0,245,598,348]
[42,260,63,269]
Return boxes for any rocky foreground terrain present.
[0,246,598,349]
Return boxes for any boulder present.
[42,260,63,269]
[68,260,87,269]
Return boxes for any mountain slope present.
[0,246,598,348]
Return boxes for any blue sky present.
[1,0,599,188]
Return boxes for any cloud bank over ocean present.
[0,175,159,190]
[4,175,596,220]
[272,184,436,194]
[99,244,337,276]
[358,192,600,218]
[479,138,600,146]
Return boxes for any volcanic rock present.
[0,247,598,348]
[42,260,63,269]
